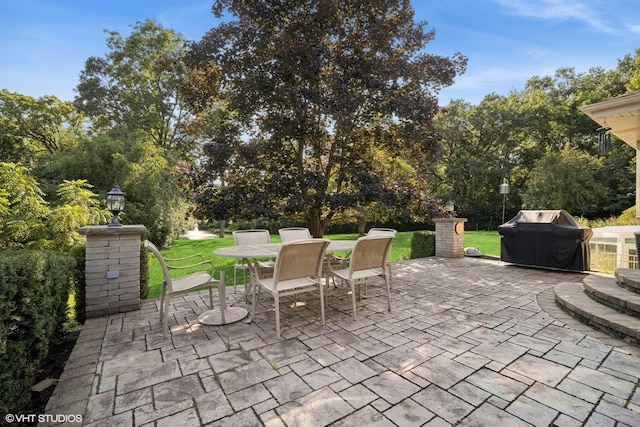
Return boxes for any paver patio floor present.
[43,257,640,426]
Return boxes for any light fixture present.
[597,118,612,155]
[106,182,125,227]
[444,199,454,218]
[500,181,510,224]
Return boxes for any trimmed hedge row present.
[410,231,436,258]
[0,250,75,415]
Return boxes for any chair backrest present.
[350,235,394,273]
[144,239,174,291]
[367,227,397,237]
[233,229,271,246]
[273,239,330,283]
[278,227,312,242]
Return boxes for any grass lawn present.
[147,230,500,299]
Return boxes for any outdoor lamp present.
[444,199,454,218]
[500,181,510,224]
[106,182,125,227]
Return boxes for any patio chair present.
[232,229,275,294]
[367,228,397,288]
[367,227,397,237]
[144,240,224,338]
[251,239,330,339]
[278,227,312,242]
[326,235,394,320]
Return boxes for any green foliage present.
[42,133,192,247]
[75,19,198,158]
[617,205,640,225]
[435,56,640,227]
[48,180,111,251]
[0,90,85,162]
[184,0,466,236]
[70,244,86,324]
[0,250,75,414]
[410,231,436,259]
[140,241,150,299]
[521,146,607,217]
[0,162,49,248]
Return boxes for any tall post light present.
[444,199,454,218]
[499,181,510,224]
[106,182,125,227]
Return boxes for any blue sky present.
[1,0,639,105]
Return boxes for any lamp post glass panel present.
[500,182,509,224]
[106,183,125,226]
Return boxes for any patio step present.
[615,268,640,294]
[554,281,640,343]
[583,275,640,317]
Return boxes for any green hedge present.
[410,231,436,258]
[140,241,149,299]
[71,244,86,324]
[0,250,75,414]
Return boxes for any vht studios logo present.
[5,413,83,424]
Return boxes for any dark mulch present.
[16,330,80,426]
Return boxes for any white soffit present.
[579,90,640,148]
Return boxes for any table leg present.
[198,270,248,325]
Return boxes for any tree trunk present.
[308,208,325,238]
[357,221,366,237]
[219,219,226,238]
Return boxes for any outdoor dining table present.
[204,240,357,325]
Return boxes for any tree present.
[183,0,466,236]
[0,163,49,248]
[48,180,110,251]
[521,146,607,217]
[75,20,200,159]
[0,90,84,164]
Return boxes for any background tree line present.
[2,4,640,249]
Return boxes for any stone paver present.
[40,257,640,426]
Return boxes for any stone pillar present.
[79,225,147,318]
[433,218,468,258]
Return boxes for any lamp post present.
[106,182,125,227]
[444,199,454,218]
[499,181,510,224]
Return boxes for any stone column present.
[433,218,468,258]
[79,225,147,318]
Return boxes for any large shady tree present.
[184,0,466,236]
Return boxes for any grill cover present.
[498,210,592,271]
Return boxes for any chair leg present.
[385,275,392,312]
[319,282,325,327]
[219,271,226,324]
[163,295,171,339]
[159,283,166,322]
[349,281,357,320]
[274,292,281,340]
[251,283,261,322]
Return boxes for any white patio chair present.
[278,227,312,242]
[367,228,397,288]
[144,240,224,338]
[367,227,397,237]
[326,235,394,320]
[232,229,275,294]
[251,239,330,339]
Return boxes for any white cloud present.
[492,0,616,34]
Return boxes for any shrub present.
[140,241,149,299]
[0,250,75,414]
[70,244,86,324]
[410,231,436,258]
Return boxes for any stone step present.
[583,274,640,317]
[615,268,640,294]
[554,281,640,343]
